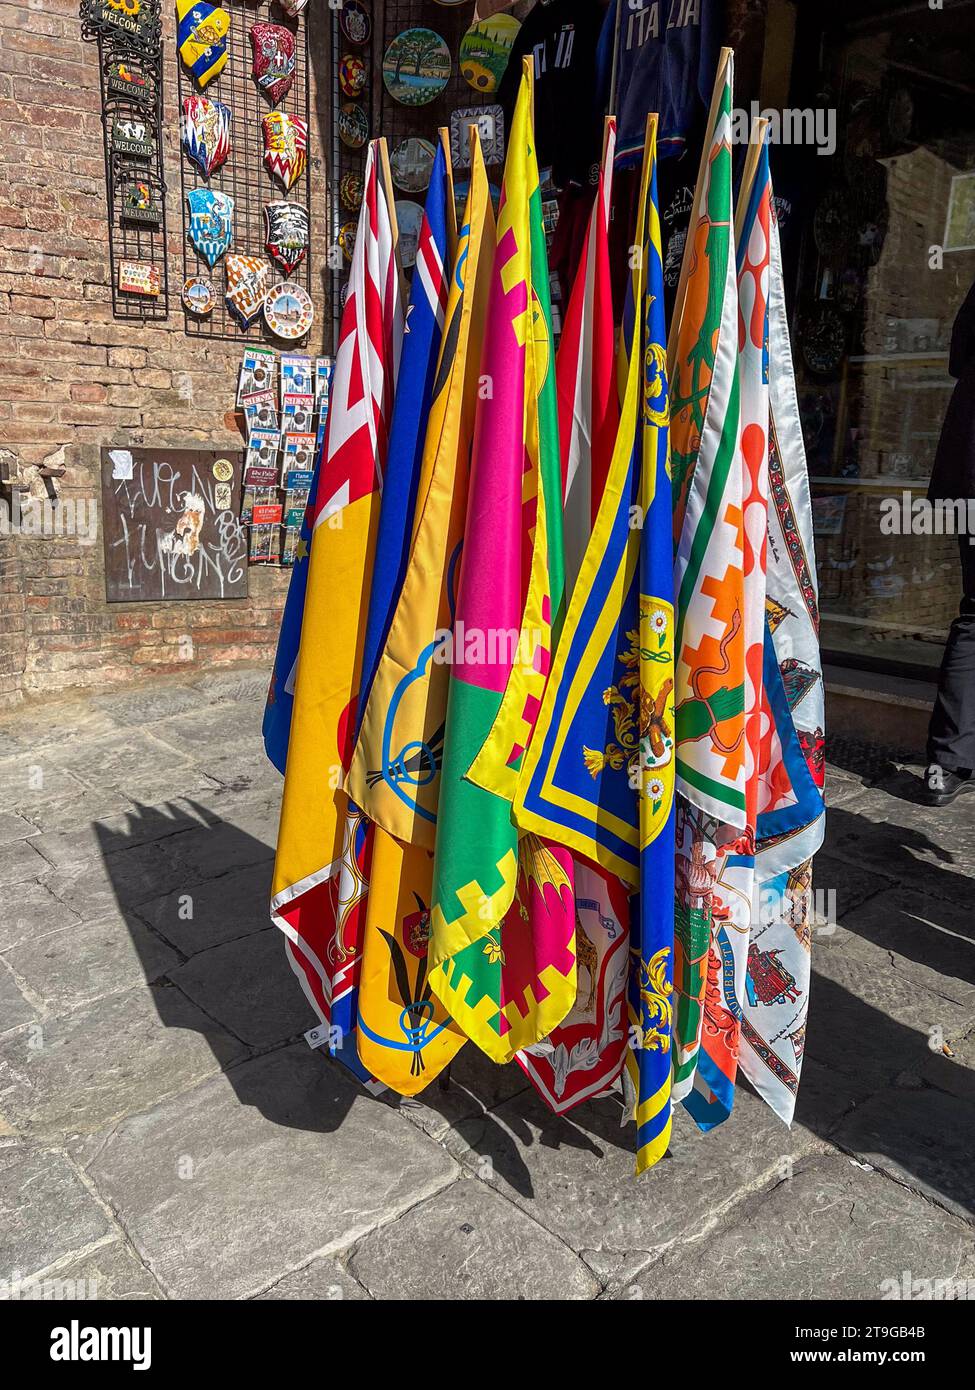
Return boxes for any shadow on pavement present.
[93,794,975,1212]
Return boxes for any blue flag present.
[357,141,451,719]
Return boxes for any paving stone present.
[28,798,224,873]
[614,1155,975,1300]
[0,958,39,1034]
[837,886,975,1006]
[92,683,206,727]
[824,788,975,908]
[4,916,180,1017]
[832,1086,975,1223]
[0,838,51,886]
[443,1079,816,1283]
[195,748,284,794]
[393,1042,531,1143]
[807,930,975,1096]
[45,810,274,922]
[0,1148,112,1277]
[151,700,265,756]
[31,1239,164,1300]
[0,752,101,817]
[813,851,892,923]
[135,861,274,954]
[351,1176,600,1300]
[85,1045,459,1299]
[46,730,217,805]
[0,812,35,846]
[256,1258,368,1301]
[0,983,246,1139]
[919,1022,975,1104]
[168,928,313,1048]
[0,880,80,953]
[191,669,270,706]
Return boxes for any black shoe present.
[921,764,975,807]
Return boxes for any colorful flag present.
[514,117,630,1118]
[349,139,467,1095]
[345,133,494,849]
[515,117,675,1163]
[270,141,402,1087]
[628,120,677,1173]
[683,124,771,1130]
[739,180,826,1125]
[557,117,619,593]
[427,61,576,1064]
[668,48,744,1103]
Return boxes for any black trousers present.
[928,537,975,770]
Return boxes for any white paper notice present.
[110,449,133,481]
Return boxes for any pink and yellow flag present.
[428,61,576,1063]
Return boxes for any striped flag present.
[515,117,630,1118]
[514,117,675,1169]
[557,117,619,593]
[270,140,403,1088]
[683,123,771,1129]
[347,138,470,1095]
[668,49,745,1104]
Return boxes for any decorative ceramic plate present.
[459,13,520,94]
[340,170,364,210]
[383,28,450,107]
[264,282,314,339]
[394,200,423,268]
[339,52,367,97]
[339,1,371,47]
[337,101,368,150]
[181,275,215,315]
[389,136,436,192]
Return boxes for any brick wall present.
[0,0,333,703]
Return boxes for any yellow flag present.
[350,134,495,1092]
[345,133,495,847]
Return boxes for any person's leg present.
[925,536,975,802]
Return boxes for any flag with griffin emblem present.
[514,117,675,1168]
[427,61,576,1064]
[270,141,403,1089]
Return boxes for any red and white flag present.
[556,117,619,591]
[270,140,402,1085]
[516,120,631,1117]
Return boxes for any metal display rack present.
[81,0,171,321]
[328,1,496,348]
[176,1,313,343]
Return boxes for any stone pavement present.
[1,671,974,1301]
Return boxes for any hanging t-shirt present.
[497,0,606,190]
[598,0,723,165]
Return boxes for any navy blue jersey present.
[599,0,723,165]
[498,0,607,189]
